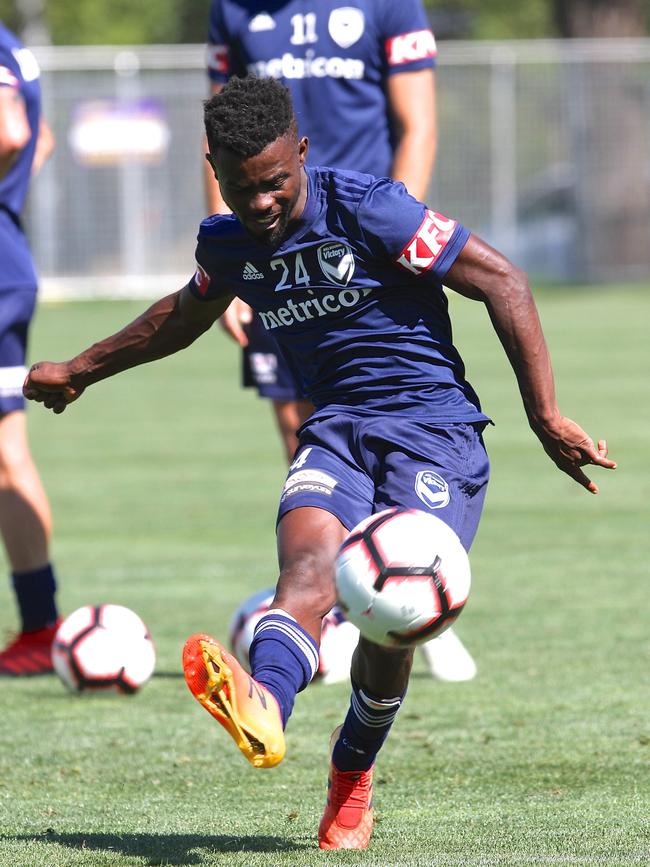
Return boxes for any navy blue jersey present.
[189,167,487,423]
[0,24,40,219]
[207,1,436,178]
[0,24,40,292]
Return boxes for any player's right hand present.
[534,415,617,494]
[23,361,85,414]
[219,297,253,347]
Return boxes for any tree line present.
[0,0,648,45]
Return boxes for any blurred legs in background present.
[0,409,60,675]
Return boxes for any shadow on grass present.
[7,831,309,864]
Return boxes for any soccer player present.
[23,78,616,849]
[0,22,59,675]
[204,0,473,683]
[205,0,437,463]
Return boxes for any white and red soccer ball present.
[228,588,359,685]
[335,508,471,647]
[52,604,156,694]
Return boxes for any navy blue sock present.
[249,609,319,728]
[11,564,58,632]
[332,681,405,772]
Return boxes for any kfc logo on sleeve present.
[0,65,19,87]
[193,263,211,296]
[386,30,437,66]
[396,211,457,275]
[206,44,230,76]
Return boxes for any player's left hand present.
[219,297,253,347]
[534,416,617,494]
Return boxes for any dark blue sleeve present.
[206,0,231,84]
[356,177,468,283]
[379,0,437,74]
[187,229,232,302]
[0,44,21,90]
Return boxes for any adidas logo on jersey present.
[242,262,264,280]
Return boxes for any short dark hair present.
[204,76,296,158]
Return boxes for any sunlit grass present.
[0,285,648,865]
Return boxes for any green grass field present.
[1,285,648,866]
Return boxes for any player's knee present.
[352,637,415,695]
[0,434,32,490]
[275,552,337,619]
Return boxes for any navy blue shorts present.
[277,413,490,552]
[242,314,303,401]
[0,211,38,414]
[0,288,36,414]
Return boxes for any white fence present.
[27,39,650,299]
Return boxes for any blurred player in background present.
[0,22,58,675]
[23,77,616,849]
[204,1,475,681]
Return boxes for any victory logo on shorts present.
[396,211,457,275]
[415,470,450,510]
[317,241,355,286]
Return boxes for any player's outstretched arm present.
[444,235,617,493]
[23,286,234,414]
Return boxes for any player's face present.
[209,134,309,247]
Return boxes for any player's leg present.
[318,635,414,850]
[183,505,348,767]
[250,504,348,714]
[375,419,489,682]
[0,410,51,569]
[184,417,372,767]
[330,614,416,777]
[248,417,373,720]
[0,289,60,675]
[320,419,490,849]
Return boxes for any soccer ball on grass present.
[52,604,156,694]
[335,508,471,647]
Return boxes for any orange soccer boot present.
[318,726,374,850]
[182,633,285,768]
[0,622,60,676]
